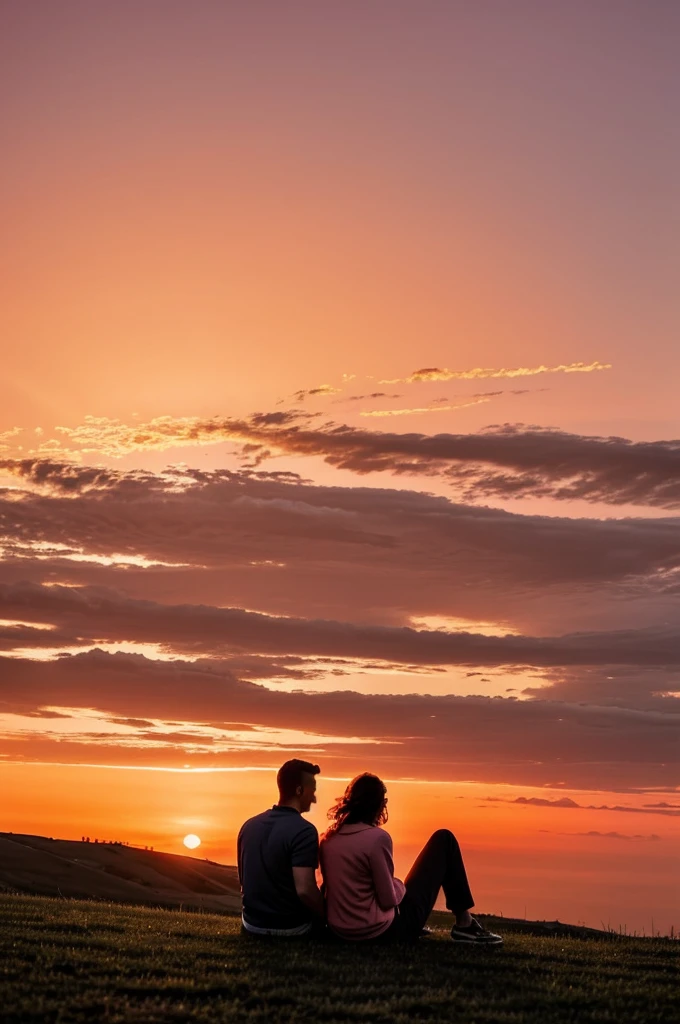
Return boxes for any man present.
[237,758,325,936]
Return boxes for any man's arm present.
[236,826,244,893]
[292,866,325,920]
[290,824,324,919]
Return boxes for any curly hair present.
[324,772,388,837]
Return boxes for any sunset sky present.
[1,1,679,935]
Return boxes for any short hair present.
[277,758,320,800]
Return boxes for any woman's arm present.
[369,832,406,911]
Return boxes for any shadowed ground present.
[1,893,678,1023]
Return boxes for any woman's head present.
[325,772,388,835]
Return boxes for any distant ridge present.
[0,832,241,915]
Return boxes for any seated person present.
[320,772,502,945]
[237,758,325,936]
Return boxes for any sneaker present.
[450,917,503,945]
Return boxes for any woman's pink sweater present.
[319,823,406,940]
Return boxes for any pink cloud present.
[2,581,680,670]
[2,462,678,638]
[1,650,678,791]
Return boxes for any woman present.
[319,772,502,944]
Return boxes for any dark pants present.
[381,829,475,943]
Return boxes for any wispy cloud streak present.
[379,360,611,384]
[360,398,492,417]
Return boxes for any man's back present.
[238,804,319,930]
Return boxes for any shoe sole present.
[451,934,503,945]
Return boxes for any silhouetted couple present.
[237,758,502,945]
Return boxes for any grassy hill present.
[0,832,240,914]
[1,893,678,1023]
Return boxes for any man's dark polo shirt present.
[237,805,319,930]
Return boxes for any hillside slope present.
[0,832,240,914]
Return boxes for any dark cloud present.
[486,796,680,817]
[288,386,341,402]
[2,461,679,637]
[9,411,680,507]
[136,730,216,745]
[249,410,318,426]
[0,622,80,651]
[23,709,73,720]
[563,831,661,841]
[106,717,155,728]
[341,393,404,402]
[1,650,678,791]
[521,664,680,712]
[0,457,306,494]
[2,458,679,742]
[232,420,680,509]
[2,581,680,670]
[513,796,580,808]
[0,459,164,494]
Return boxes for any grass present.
[1,894,678,1023]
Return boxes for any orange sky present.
[1,1,679,936]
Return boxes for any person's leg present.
[402,829,475,933]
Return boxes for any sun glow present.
[410,615,520,636]
[182,834,201,850]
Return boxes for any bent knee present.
[431,828,459,845]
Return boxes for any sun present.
[183,834,201,850]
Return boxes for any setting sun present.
[183,834,201,850]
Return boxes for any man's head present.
[277,758,320,813]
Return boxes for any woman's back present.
[320,823,405,940]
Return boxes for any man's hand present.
[292,866,325,920]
